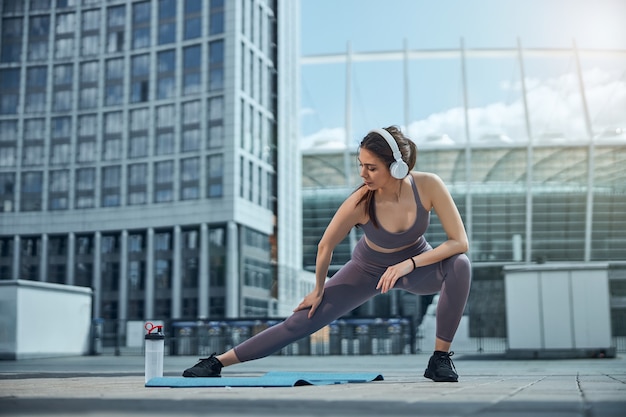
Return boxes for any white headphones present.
[369,128,409,179]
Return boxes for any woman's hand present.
[293,289,324,318]
[377,259,413,294]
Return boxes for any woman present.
[183,126,471,382]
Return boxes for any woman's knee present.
[281,309,316,336]
[444,253,471,282]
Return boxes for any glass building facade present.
[0,0,303,344]
[300,41,626,343]
[302,143,626,337]
[303,144,626,268]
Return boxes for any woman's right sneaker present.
[182,353,223,377]
[423,350,458,382]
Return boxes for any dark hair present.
[354,126,418,228]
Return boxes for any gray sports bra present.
[359,175,430,249]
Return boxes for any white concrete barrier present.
[0,280,92,360]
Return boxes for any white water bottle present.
[144,322,165,383]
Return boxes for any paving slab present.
[1,353,625,416]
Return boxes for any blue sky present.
[299,0,626,148]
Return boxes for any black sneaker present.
[182,353,223,377]
[423,351,458,382]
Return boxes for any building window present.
[30,0,51,12]
[182,100,200,123]
[0,173,15,213]
[0,146,16,168]
[55,12,75,35]
[132,1,151,49]
[105,58,124,106]
[104,112,123,160]
[182,129,200,153]
[3,1,24,12]
[156,105,175,155]
[105,111,122,134]
[185,16,202,40]
[182,228,199,292]
[81,35,100,57]
[130,107,149,131]
[22,145,44,166]
[0,121,17,169]
[0,68,20,115]
[128,259,145,291]
[76,141,96,163]
[157,104,175,127]
[20,236,41,281]
[131,54,150,102]
[27,66,48,87]
[207,154,223,197]
[208,97,224,148]
[28,16,50,61]
[82,9,100,32]
[155,231,172,251]
[154,160,174,203]
[51,116,70,138]
[157,49,176,99]
[50,143,71,165]
[49,170,69,210]
[103,137,122,161]
[158,0,177,45]
[78,114,97,136]
[0,93,18,115]
[107,5,126,53]
[156,132,174,155]
[209,40,224,91]
[181,157,200,200]
[25,118,45,140]
[80,87,98,109]
[77,114,97,163]
[1,120,18,141]
[53,64,73,112]
[182,100,201,152]
[183,44,202,95]
[25,92,45,114]
[75,234,94,288]
[80,61,99,84]
[129,135,148,159]
[52,90,71,112]
[75,168,95,208]
[101,165,121,207]
[128,163,147,205]
[27,41,48,62]
[1,18,23,63]
[55,38,74,59]
[209,0,224,35]
[184,0,202,40]
[54,64,74,88]
[21,171,43,211]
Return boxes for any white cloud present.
[302,68,626,150]
[300,127,347,150]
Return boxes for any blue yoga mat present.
[145,371,384,387]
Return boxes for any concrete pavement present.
[1,353,625,416]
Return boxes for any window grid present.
[0,1,243,213]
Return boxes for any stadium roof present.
[301,140,626,192]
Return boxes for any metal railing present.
[92,318,625,357]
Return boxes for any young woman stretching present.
[183,126,471,382]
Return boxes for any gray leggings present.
[234,237,471,362]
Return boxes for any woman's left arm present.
[377,173,469,293]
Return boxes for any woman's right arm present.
[294,189,366,318]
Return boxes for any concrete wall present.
[0,280,92,360]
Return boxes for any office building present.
[0,0,306,344]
